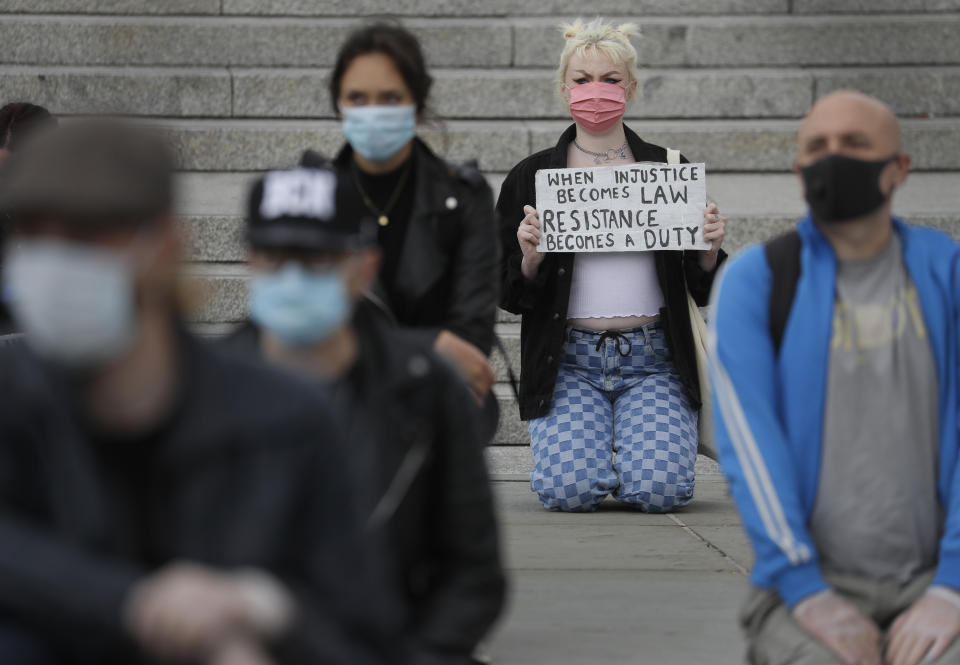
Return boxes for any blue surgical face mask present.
[249,264,350,346]
[341,104,417,162]
[3,237,137,367]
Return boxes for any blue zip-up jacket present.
[709,214,960,608]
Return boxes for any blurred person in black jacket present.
[0,120,400,665]
[220,164,506,665]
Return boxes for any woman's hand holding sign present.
[518,204,545,280]
[699,202,726,272]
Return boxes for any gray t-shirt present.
[810,234,942,583]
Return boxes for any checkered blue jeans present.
[528,322,699,513]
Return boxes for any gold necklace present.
[351,158,413,227]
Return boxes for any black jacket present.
[0,331,400,665]
[332,139,500,355]
[497,124,727,420]
[221,301,507,665]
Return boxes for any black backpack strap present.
[764,230,802,353]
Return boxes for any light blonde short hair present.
[556,18,639,94]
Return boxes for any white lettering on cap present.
[259,169,336,221]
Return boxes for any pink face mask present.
[568,82,627,133]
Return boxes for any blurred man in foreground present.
[222,163,506,665]
[0,121,399,665]
[711,90,960,665]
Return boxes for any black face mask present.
[800,153,899,224]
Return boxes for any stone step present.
[493,385,527,446]
[225,0,954,16]
[227,0,788,17]
[527,119,960,172]
[485,446,532,479]
[0,0,788,16]
[15,65,959,120]
[180,265,527,327]
[0,66,232,117]
[237,66,960,120]
[180,210,960,327]
[180,208,960,278]
[512,15,960,67]
[1,15,958,68]
[159,119,527,172]
[0,1,220,13]
[146,118,960,172]
[11,1,960,16]
[175,171,960,219]
[0,16,510,67]
[794,0,960,14]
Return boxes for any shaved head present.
[794,91,911,249]
[797,90,902,165]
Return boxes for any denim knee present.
[532,470,611,512]
[617,476,695,513]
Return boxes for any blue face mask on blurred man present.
[4,237,137,367]
[249,264,350,346]
[341,105,417,163]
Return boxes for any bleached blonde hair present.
[555,18,639,95]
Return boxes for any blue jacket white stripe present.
[708,214,960,608]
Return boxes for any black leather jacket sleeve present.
[442,174,501,355]
[496,160,551,315]
[683,249,728,306]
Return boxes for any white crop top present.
[566,252,665,319]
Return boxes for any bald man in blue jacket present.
[711,91,960,665]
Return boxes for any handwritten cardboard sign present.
[534,163,710,253]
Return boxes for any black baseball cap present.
[0,119,173,226]
[246,164,377,252]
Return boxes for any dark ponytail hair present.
[0,103,56,152]
[329,23,434,116]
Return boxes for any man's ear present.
[893,152,912,188]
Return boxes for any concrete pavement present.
[486,464,753,665]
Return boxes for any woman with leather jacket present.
[325,23,501,418]
[497,18,727,513]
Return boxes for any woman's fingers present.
[521,205,541,230]
[518,228,541,244]
[517,209,543,256]
[702,219,726,242]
